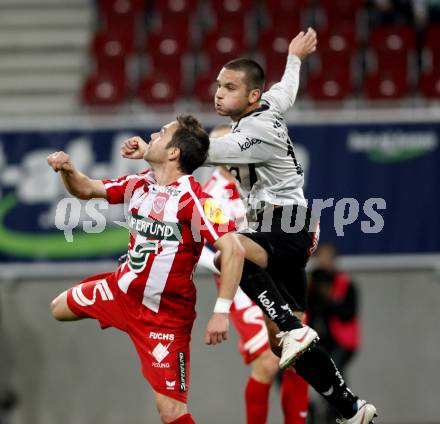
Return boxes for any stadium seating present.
[138,70,183,105]
[202,22,248,67]
[419,73,440,98]
[307,72,352,101]
[363,70,408,99]
[145,34,187,68]
[307,28,357,101]
[154,0,198,17]
[369,25,415,64]
[98,0,144,45]
[99,0,144,23]
[202,32,246,65]
[257,16,302,83]
[82,30,130,106]
[262,0,311,14]
[318,0,364,32]
[82,74,127,106]
[193,69,219,104]
[150,10,192,38]
[419,25,440,98]
[363,25,415,99]
[308,56,352,101]
[91,32,130,74]
[209,0,254,18]
[80,0,437,106]
[81,0,145,106]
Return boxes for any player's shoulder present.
[239,102,271,122]
[177,176,218,221]
[261,93,288,118]
[126,168,156,183]
[103,168,155,188]
[188,176,213,201]
[128,168,156,190]
[177,175,209,203]
[233,101,278,132]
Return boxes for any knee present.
[50,292,68,321]
[252,349,280,383]
[261,350,280,380]
[155,395,187,423]
[269,341,282,358]
[213,251,221,270]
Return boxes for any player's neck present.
[152,164,185,186]
[231,102,261,122]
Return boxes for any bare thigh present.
[51,291,82,321]
[238,234,269,269]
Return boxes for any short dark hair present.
[223,58,265,93]
[167,113,210,174]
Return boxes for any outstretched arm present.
[47,151,107,200]
[204,232,245,345]
[207,131,268,165]
[263,27,317,113]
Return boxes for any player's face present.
[144,121,179,164]
[215,68,251,119]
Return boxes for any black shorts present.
[243,205,319,311]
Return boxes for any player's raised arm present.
[120,136,148,159]
[204,232,245,345]
[263,27,317,113]
[47,151,107,200]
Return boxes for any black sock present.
[293,343,359,419]
[239,259,302,331]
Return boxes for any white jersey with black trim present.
[207,55,306,216]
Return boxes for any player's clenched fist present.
[47,151,74,173]
[289,27,317,60]
[121,136,148,160]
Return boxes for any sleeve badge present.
[203,198,229,225]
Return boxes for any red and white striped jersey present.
[102,169,235,329]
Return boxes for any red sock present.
[245,376,271,424]
[169,413,196,424]
[281,370,309,424]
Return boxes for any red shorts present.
[66,272,192,403]
[213,274,269,364]
[230,303,271,364]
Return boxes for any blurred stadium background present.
[0,0,440,423]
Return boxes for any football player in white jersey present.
[207,29,377,424]
[197,125,309,424]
